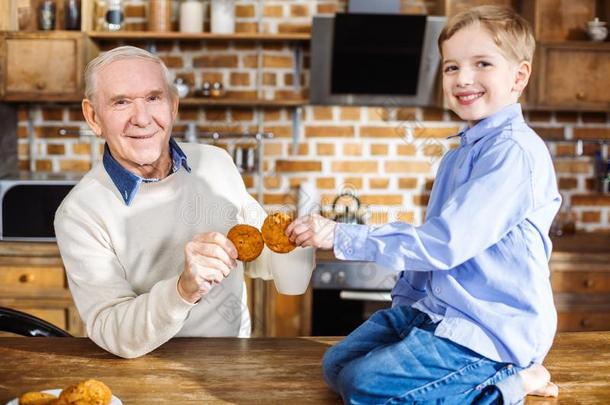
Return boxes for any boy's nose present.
[456,68,475,87]
[130,99,152,127]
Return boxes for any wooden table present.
[0,333,608,404]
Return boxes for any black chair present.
[0,306,72,337]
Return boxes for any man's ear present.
[512,61,532,95]
[82,99,103,138]
[171,94,179,121]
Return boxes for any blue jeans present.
[322,306,524,404]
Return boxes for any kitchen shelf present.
[179,97,308,107]
[87,31,311,43]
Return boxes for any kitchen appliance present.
[311,253,398,335]
[0,172,80,241]
[310,13,446,107]
[331,192,365,224]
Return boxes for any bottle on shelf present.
[179,0,204,33]
[38,0,56,31]
[104,0,124,31]
[64,0,81,30]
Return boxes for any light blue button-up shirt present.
[334,103,561,367]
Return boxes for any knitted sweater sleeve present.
[54,205,194,359]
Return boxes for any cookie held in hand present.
[261,212,297,254]
[227,224,265,262]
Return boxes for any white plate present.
[6,388,122,405]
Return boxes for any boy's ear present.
[512,61,532,95]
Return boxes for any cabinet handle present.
[583,279,595,288]
[36,81,47,90]
[576,91,586,100]
[580,318,591,328]
[18,273,35,283]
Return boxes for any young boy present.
[287,5,560,404]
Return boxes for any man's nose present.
[130,98,152,126]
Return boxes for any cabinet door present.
[0,32,84,101]
[533,42,610,111]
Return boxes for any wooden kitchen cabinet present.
[550,234,610,332]
[529,41,610,111]
[0,242,85,336]
[0,31,86,102]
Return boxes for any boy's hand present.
[285,214,337,250]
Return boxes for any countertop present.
[0,333,609,404]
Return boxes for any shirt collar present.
[457,103,524,146]
[103,137,191,206]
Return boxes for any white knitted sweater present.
[55,143,273,358]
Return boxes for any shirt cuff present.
[495,368,526,405]
[333,223,373,261]
[156,274,197,321]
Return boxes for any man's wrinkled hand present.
[285,214,337,250]
[178,232,238,303]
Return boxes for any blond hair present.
[84,45,177,104]
[438,5,535,64]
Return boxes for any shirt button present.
[347,248,353,254]
[434,287,441,294]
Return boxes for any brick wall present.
[15,0,610,232]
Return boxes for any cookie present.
[58,379,112,405]
[18,392,57,405]
[227,224,264,262]
[261,212,296,254]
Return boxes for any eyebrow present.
[108,89,165,103]
[442,54,498,64]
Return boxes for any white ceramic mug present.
[271,247,316,295]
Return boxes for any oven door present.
[312,289,392,336]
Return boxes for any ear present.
[512,61,531,95]
[82,99,103,138]
[171,94,179,121]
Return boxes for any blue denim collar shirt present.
[333,103,561,367]
[103,137,191,205]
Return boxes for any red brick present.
[230,72,251,86]
[60,159,91,172]
[555,144,576,157]
[343,143,362,156]
[311,107,333,120]
[556,112,579,123]
[397,144,417,156]
[367,211,389,224]
[193,55,238,68]
[369,178,390,189]
[527,111,553,122]
[396,211,415,222]
[399,178,418,189]
[385,161,432,173]
[264,5,284,17]
[571,194,610,206]
[289,177,308,187]
[316,143,335,155]
[160,56,183,68]
[581,211,601,223]
[290,4,310,17]
[581,112,608,123]
[264,143,283,156]
[46,144,65,155]
[340,107,361,120]
[242,175,254,188]
[263,126,292,138]
[573,128,610,140]
[275,160,321,172]
[264,176,282,189]
[201,72,224,83]
[413,194,430,206]
[236,22,258,33]
[361,195,403,205]
[263,73,277,85]
[558,177,578,189]
[305,126,354,138]
[361,126,403,138]
[73,143,91,155]
[414,127,460,138]
[553,160,591,174]
[317,3,338,14]
[331,161,378,173]
[422,108,444,121]
[235,4,256,17]
[277,23,311,34]
[316,177,336,189]
[532,127,565,141]
[263,55,293,68]
[370,144,389,156]
[205,108,227,121]
[343,177,363,189]
[42,108,64,121]
[232,109,254,121]
[263,193,296,205]
[396,108,417,121]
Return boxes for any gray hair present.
[84,45,177,104]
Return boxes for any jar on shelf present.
[210,0,235,34]
[149,0,172,32]
[179,0,204,33]
[104,0,124,31]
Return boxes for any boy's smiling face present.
[441,23,531,127]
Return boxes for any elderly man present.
[55,46,274,358]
